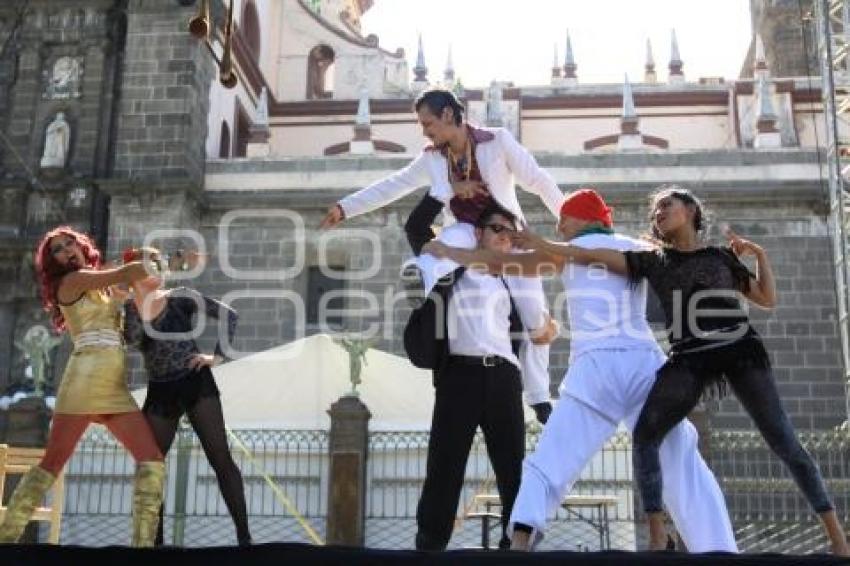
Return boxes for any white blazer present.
[338,126,566,225]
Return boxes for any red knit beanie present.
[560,188,613,227]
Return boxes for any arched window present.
[218,121,231,158]
[241,0,261,63]
[306,44,335,99]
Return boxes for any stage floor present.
[0,543,848,565]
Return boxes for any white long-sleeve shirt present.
[338,126,566,225]
[447,270,521,369]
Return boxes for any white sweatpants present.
[510,347,737,553]
[414,222,552,405]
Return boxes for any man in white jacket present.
[320,88,563,412]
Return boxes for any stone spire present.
[246,86,271,158]
[443,44,455,88]
[644,38,657,84]
[551,43,562,83]
[355,85,370,127]
[668,28,684,85]
[753,34,769,80]
[412,33,429,92]
[351,85,375,154]
[618,74,642,151]
[563,31,577,86]
[754,75,780,148]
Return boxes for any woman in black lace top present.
[123,247,251,546]
[509,186,848,555]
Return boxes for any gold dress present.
[54,290,139,414]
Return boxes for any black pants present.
[633,335,833,515]
[415,359,525,551]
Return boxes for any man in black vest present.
[405,192,552,551]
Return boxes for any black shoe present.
[415,530,446,551]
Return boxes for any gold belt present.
[74,329,123,349]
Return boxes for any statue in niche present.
[44,56,83,99]
[40,112,71,169]
[15,325,63,396]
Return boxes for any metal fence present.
[54,425,850,553]
[708,428,850,554]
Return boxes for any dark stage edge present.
[1,543,849,565]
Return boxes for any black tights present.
[146,395,251,545]
[633,336,833,515]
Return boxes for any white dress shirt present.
[447,270,520,370]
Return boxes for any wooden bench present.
[471,493,618,550]
[0,444,65,543]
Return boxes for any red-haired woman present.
[0,226,165,547]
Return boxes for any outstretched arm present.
[421,241,564,277]
[320,152,433,228]
[58,262,149,304]
[509,231,629,275]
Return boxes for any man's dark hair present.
[475,202,517,230]
[414,89,465,126]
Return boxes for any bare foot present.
[510,530,531,551]
[831,541,850,556]
[647,512,668,551]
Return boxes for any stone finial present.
[351,85,375,154]
[669,28,684,84]
[618,74,642,150]
[622,74,638,123]
[246,87,271,157]
[256,86,269,127]
[564,31,577,79]
[413,33,428,82]
[754,76,781,148]
[443,44,455,87]
[645,38,657,84]
[754,34,769,78]
[551,43,562,82]
[355,86,370,127]
[561,31,577,87]
[756,77,778,129]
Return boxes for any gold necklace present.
[447,133,473,181]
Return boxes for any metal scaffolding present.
[816,0,850,422]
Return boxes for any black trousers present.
[415,359,525,551]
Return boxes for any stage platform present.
[0,543,848,565]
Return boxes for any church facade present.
[0,0,845,434]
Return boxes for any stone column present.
[326,395,371,546]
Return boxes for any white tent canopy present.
[132,333,441,430]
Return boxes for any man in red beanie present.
[423,188,737,553]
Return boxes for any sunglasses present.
[484,223,515,234]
